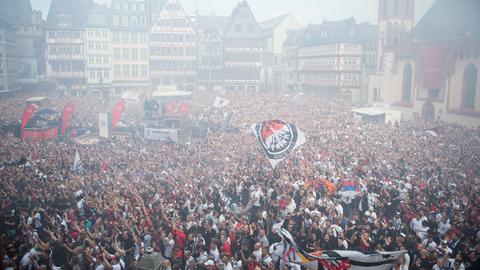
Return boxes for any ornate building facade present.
[368,0,480,127]
[222,1,263,92]
[283,18,377,103]
[46,0,90,92]
[150,0,197,91]
[110,0,150,96]
[196,14,228,92]
[85,4,111,95]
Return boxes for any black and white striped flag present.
[72,150,84,174]
[219,190,232,207]
[222,112,234,130]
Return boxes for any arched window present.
[461,63,477,110]
[401,63,413,102]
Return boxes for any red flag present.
[319,259,351,270]
[21,104,37,130]
[178,101,190,115]
[111,100,125,130]
[61,102,75,136]
[165,101,176,115]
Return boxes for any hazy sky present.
[31,0,435,25]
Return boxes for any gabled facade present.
[0,0,46,87]
[223,1,263,92]
[368,0,480,127]
[259,13,301,92]
[196,14,228,91]
[283,18,377,103]
[46,0,91,92]
[110,0,150,96]
[85,4,111,95]
[150,0,197,92]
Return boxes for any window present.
[114,48,121,59]
[112,16,120,26]
[140,65,147,77]
[235,24,242,32]
[122,48,129,60]
[393,0,399,15]
[428,89,440,100]
[131,33,138,43]
[461,63,477,109]
[103,69,110,79]
[248,24,254,33]
[97,69,103,79]
[113,32,120,43]
[401,63,413,102]
[114,65,121,77]
[122,32,129,43]
[131,49,138,60]
[123,65,130,77]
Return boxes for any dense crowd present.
[1,91,479,270]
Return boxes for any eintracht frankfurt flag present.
[252,120,306,168]
[213,96,230,108]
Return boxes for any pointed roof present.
[223,0,263,39]
[288,18,376,47]
[196,13,230,33]
[411,0,480,41]
[0,0,33,26]
[259,14,290,31]
[47,0,91,28]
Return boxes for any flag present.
[61,102,75,136]
[213,96,230,108]
[252,120,306,168]
[165,101,176,115]
[222,112,234,130]
[278,229,404,270]
[73,150,83,174]
[293,92,305,102]
[21,104,37,130]
[98,113,111,138]
[178,101,191,115]
[111,100,125,130]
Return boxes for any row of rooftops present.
[1,0,479,47]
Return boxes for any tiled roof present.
[0,0,33,26]
[47,0,91,28]
[287,18,376,47]
[196,14,230,33]
[411,0,480,41]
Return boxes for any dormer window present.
[57,14,71,27]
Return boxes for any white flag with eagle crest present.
[252,120,306,168]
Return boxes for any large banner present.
[111,100,125,130]
[417,44,447,89]
[21,104,37,130]
[98,113,110,138]
[61,102,75,136]
[144,128,178,142]
[252,119,306,168]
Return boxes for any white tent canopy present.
[352,107,402,124]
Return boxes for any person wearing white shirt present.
[164,233,175,259]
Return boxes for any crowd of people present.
[0,90,479,270]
